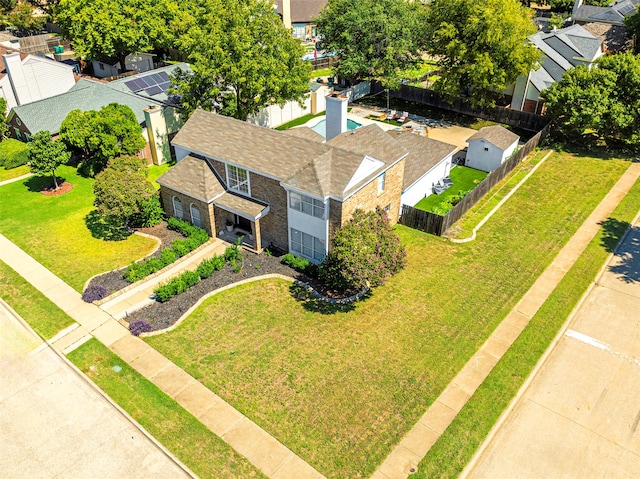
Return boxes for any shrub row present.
[124,218,209,283]
[154,254,227,303]
[281,253,318,277]
[0,139,30,169]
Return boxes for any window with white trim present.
[190,204,201,227]
[172,196,183,219]
[378,172,386,194]
[290,228,325,261]
[14,128,21,140]
[289,191,324,219]
[226,164,249,195]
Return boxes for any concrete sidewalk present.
[372,161,640,479]
[0,234,325,479]
[463,219,640,478]
[99,238,228,319]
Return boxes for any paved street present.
[464,222,640,478]
[0,300,193,479]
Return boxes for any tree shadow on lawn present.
[599,217,631,253]
[289,283,370,315]
[84,210,132,241]
[24,175,66,192]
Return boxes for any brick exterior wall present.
[159,187,215,236]
[8,113,31,141]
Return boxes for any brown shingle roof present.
[156,155,225,202]
[284,126,324,143]
[387,130,457,190]
[467,126,519,150]
[275,0,328,23]
[172,110,406,199]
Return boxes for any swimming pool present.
[310,118,362,138]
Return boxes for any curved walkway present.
[0,234,325,479]
[372,161,640,479]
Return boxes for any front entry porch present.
[213,192,270,252]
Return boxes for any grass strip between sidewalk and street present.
[412,175,640,479]
[68,339,268,479]
[0,260,75,339]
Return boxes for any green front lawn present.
[146,152,630,478]
[0,165,30,182]
[413,165,488,213]
[68,339,267,479]
[0,260,75,339]
[415,174,640,478]
[0,165,157,291]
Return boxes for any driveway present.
[463,223,640,478]
[0,301,193,479]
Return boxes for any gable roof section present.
[11,78,163,134]
[275,0,328,23]
[284,126,325,143]
[172,110,407,200]
[157,155,225,202]
[386,130,457,190]
[468,126,519,150]
[574,0,638,24]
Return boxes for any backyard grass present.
[0,164,30,182]
[413,174,640,479]
[311,68,332,78]
[147,163,172,189]
[146,151,630,478]
[449,149,550,238]
[0,260,75,339]
[0,165,157,291]
[68,339,267,479]
[413,165,488,213]
[275,111,326,130]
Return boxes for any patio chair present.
[386,109,397,120]
[397,111,409,123]
[442,176,453,187]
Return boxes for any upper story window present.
[227,164,249,195]
[378,172,386,195]
[290,191,325,219]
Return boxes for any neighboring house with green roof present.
[6,63,187,165]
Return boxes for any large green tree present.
[8,2,45,32]
[625,9,640,54]
[173,0,310,121]
[424,0,539,107]
[316,0,425,89]
[29,131,71,189]
[59,103,146,176]
[93,155,155,229]
[542,52,640,148]
[55,0,176,70]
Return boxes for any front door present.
[236,215,251,233]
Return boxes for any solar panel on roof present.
[124,79,144,92]
[618,3,635,14]
[145,85,163,96]
[158,81,171,91]
[159,71,170,81]
[149,73,163,83]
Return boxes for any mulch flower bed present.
[86,221,184,293]
[125,253,304,331]
[41,182,73,196]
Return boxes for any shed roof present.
[467,126,519,150]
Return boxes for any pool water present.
[310,118,362,138]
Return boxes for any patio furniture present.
[386,110,397,120]
[397,111,409,123]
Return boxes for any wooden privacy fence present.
[371,82,549,132]
[399,123,551,236]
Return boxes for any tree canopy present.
[424,0,539,107]
[172,0,310,121]
[29,131,71,189]
[93,155,155,228]
[55,0,176,69]
[0,98,8,140]
[542,52,640,148]
[316,0,425,89]
[625,9,640,54]
[59,103,146,176]
[8,2,45,32]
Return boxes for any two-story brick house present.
[158,96,455,262]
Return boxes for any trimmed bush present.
[81,284,107,303]
[0,139,31,169]
[129,319,152,336]
[123,219,209,283]
[282,253,318,277]
[196,255,225,279]
[154,270,201,302]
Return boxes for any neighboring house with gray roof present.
[465,126,520,173]
[572,0,639,26]
[158,95,456,261]
[7,66,183,165]
[509,24,604,113]
[275,0,327,40]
